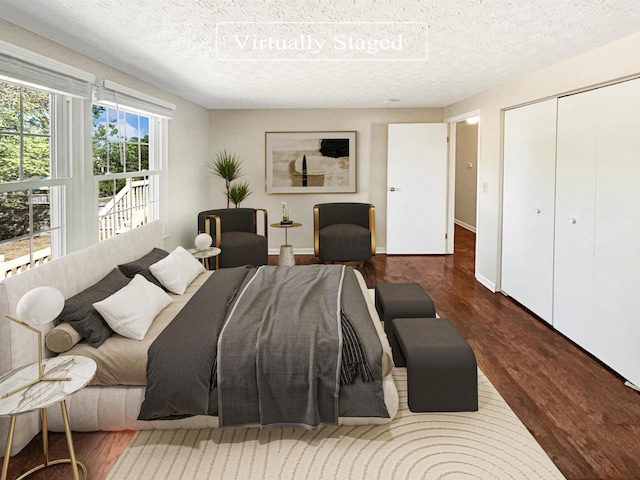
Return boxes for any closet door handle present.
[568,218,577,224]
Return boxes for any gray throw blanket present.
[138,265,389,423]
[139,266,253,420]
[217,265,345,428]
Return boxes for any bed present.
[0,221,398,455]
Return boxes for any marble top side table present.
[0,355,97,480]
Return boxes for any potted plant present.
[208,150,252,208]
[228,181,252,207]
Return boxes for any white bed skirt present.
[46,374,399,432]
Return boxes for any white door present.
[555,78,640,387]
[554,89,598,345]
[387,123,448,254]
[501,99,557,323]
[592,78,640,387]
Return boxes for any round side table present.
[270,222,302,266]
[188,246,221,270]
[0,355,97,480]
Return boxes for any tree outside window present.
[0,80,56,277]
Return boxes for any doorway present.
[453,119,479,232]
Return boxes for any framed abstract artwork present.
[265,131,357,193]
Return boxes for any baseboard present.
[475,273,496,292]
[268,247,315,255]
[625,381,640,392]
[268,247,387,256]
[454,219,476,233]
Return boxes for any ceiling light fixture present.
[384,98,401,103]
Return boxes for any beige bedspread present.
[61,272,213,385]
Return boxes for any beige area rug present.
[106,369,565,480]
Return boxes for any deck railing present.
[98,180,149,241]
[0,247,51,279]
[1,181,149,278]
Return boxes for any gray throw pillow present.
[56,268,131,347]
[118,248,169,289]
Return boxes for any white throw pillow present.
[149,245,206,295]
[93,274,172,340]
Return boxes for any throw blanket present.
[218,265,344,428]
[139,266,253,420]
[139,265,389,424]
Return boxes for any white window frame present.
[92,104,161,240]
[0,40,95,272]
[0,81,73,274]
[92,80,173,242]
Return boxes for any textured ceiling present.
[1,0,639,109]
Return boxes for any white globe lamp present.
[3,286,70,398]
[194,233,213,251]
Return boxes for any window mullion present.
[49,92,56,179]
[19,86,24,181]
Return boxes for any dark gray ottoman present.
[393,317,478,412]
[374,283,436,367]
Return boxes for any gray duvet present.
[138,265,389,427]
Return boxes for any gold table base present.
[2,400,87,480]
[14,458,87,480]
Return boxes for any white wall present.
[209,108,443,253]
[445,31,640,291]
[0,19,211,251]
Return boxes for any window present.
[92,105,161,240]
[0,41,94,277]
[0,80,65,277]
[91,80,174,242]
[1,44,172,277]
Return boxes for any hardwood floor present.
[3,225,639,479]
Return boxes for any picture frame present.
[265,131,357,194]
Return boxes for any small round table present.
[189,247,221,270]
[270,222,302,266]
[0,355,97,480]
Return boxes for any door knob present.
[389,187,396,191]
[568,218,577,224]
[533,208,541,214]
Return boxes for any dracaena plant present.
[228,182,252,208]
[208,150,251,208]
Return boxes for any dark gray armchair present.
[197,208,268,269]
[313,202,376,264]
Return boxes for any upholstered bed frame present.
[0,221,398,456]
[0,222,164,455]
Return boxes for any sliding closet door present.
[502,99,557,322]
[555,78,640,387]
[592,78,640,387]
[553,90,598,345]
